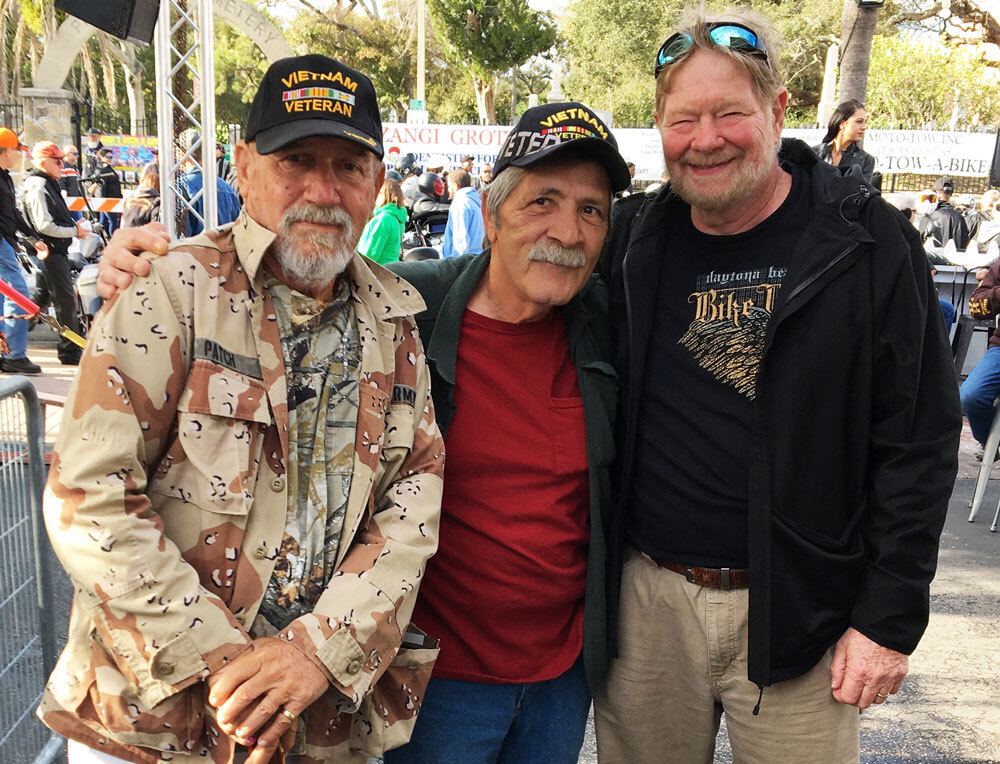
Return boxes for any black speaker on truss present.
[55,0,158,45]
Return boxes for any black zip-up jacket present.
[928,200,970,249]
[0,167,39,249]
[607,139,961,688]
[22,169,76,256]
[388,253,618,694]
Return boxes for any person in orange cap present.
[0,127,43,373]
[21,140,87,364]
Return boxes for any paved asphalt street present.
[576,478,1000,764]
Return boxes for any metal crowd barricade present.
[0,377,62,763]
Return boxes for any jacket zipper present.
[763,235,864,356]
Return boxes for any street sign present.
[409,99,426,111]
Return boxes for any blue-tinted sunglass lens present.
[710,26,761,54]
[659,34,693,66]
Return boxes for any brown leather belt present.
[653,559,750,590]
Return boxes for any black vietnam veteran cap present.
[245,54,383,158]
[493,102,631,192]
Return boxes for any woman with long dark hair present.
[815,99,876,182]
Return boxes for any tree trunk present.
[1,0,10,100]
[510,68,517,124]
[82,46,99,107]
[28,36,37,85]
[120,43,146,134]
[473,75,495,125]
[838,0,880,104]
[12,14,24,97]
[99,34,119,110]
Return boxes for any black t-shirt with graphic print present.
[627,165,810,569]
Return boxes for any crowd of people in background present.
[5,3,1000,763]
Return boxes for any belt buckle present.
[684,566,695,584]
[720,567,731,590]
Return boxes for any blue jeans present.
[384,657,590,764]
[0,238,30,358]
[100,212,121,236]
[939,298,955,327]
[960,345,1000,444]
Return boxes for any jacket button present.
[346,659,361,675]
[406,660,421,671]
[270,476,285,492]
[253,545,268,560]
[155,661,175,678]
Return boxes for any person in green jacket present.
[357,176,407,264]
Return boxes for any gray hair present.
[483,150,615,233]
[482,165,529,229]
[654,5,784,114]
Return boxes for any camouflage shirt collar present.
[344,251,426,320]
[232,209,278,282]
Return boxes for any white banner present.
[381,123,999,182]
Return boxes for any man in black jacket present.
[89,148,123,235]
[928,175,970,248]
[0,127,42,374]
[596,7,960,763]
[22,141,86,365]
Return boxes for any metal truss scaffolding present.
[154,0,218,238]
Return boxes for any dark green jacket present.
[389,252,618,694]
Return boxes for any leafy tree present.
[865,34,1000,129]
[214,16,276,130]
[561,0,843,126]
[426,0,557,124]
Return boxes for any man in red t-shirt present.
[379,102,630,763]
[93,101,630,764]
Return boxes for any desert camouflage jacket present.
[37,212,446,763]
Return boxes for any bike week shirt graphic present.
[628,164,810,569]
[680,263,787,398]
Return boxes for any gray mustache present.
[280,203,353,232]
[527,241,588,268]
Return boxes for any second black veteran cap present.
[246,54,383,158]
[494,102,631,192]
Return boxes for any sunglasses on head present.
[919,192,939,204]
[655,23,767,77]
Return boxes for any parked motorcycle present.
[401,210,449,258]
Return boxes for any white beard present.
[270,203,356,289]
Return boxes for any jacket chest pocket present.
[150,362,271,516]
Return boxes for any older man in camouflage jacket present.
[38,55,444,764]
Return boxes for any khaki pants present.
[594,548,859,764]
